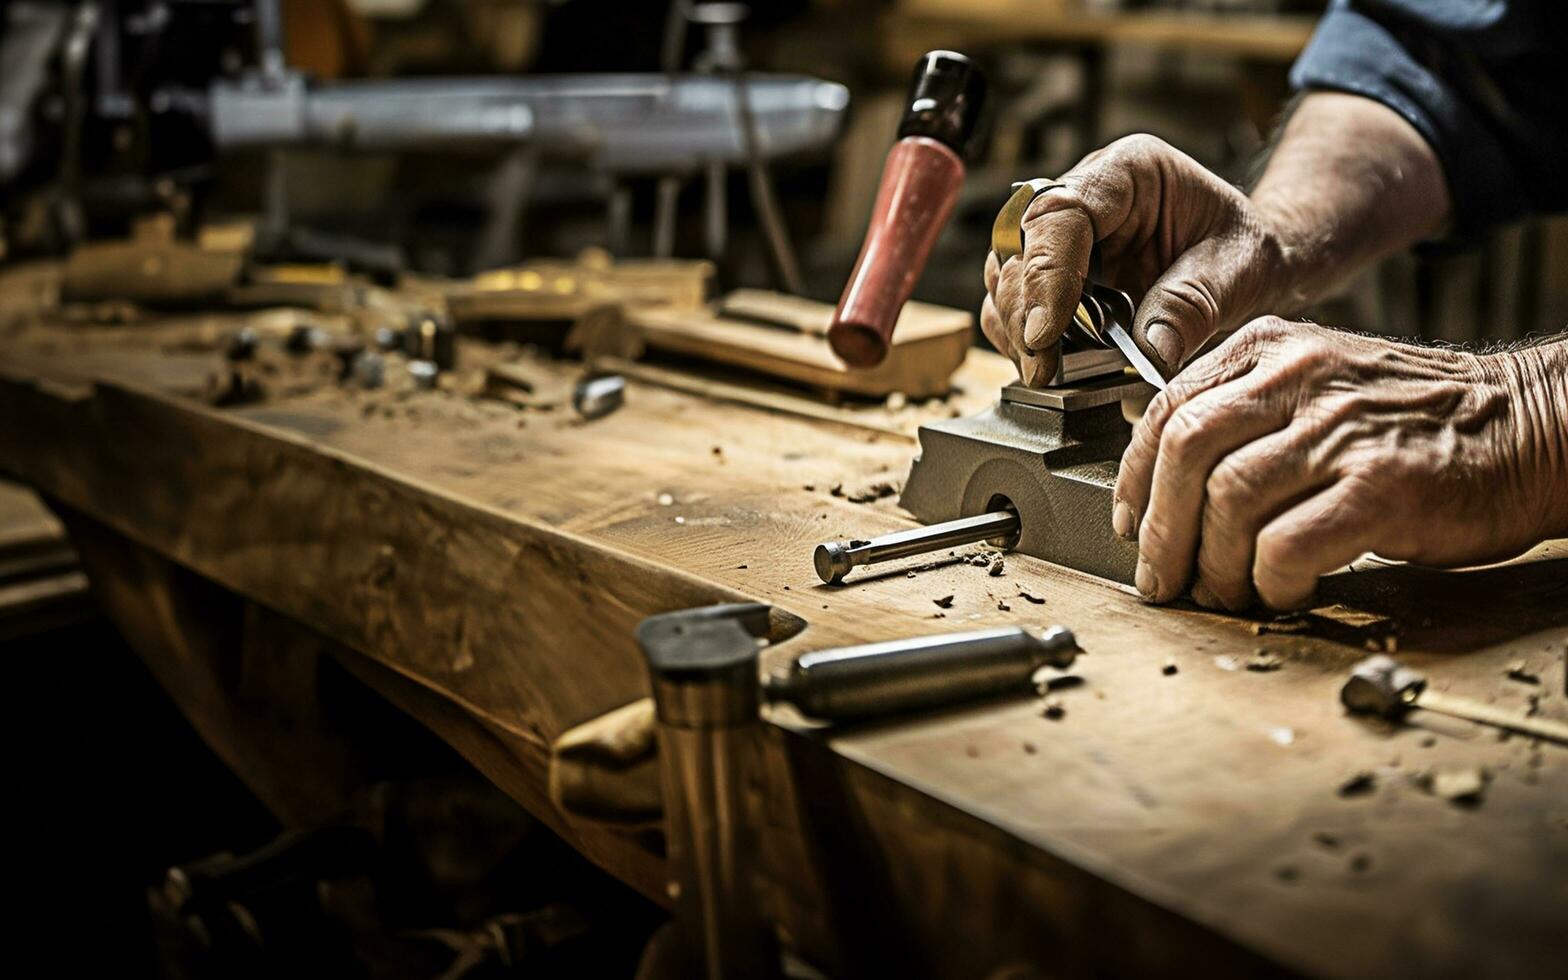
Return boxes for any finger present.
[994,161,1132,367]
[1112,321,1275,540]
[1132,230,1273,375]
[1189,417,1343,610]
[1134,376,1295,602]
[1253,478,1378,610]
[980,293,1019,364]
[1018,345,1059,387]
[984,248,1001,294]
[1013,200,1093,354]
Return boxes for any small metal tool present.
[814,509,1019,584]
[765,625,1078,720]
[573,373,626,420]
[1341,655,1568,746]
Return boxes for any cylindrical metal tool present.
[765,625,1078,720]
[637,603,778,980]
[1342,655,1568,747]
[827,51,986,367]
[814,509,1019,584]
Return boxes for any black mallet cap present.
[896,50,988,161]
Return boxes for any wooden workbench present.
[1,262,1565,977]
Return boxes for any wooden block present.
[62,234,245,307]
[627,289,971,399]
[448,250,713,325]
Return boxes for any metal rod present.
[814,510,1019,584]
[1418,691,1568,747]
[764,625,1078,720]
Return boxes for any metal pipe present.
[638,604,778,980]
[814,509,1019,584]
[764,625,1078,720]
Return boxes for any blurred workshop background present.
[6,0,1567,348]
[3,2,1567,978]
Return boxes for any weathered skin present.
[1113,319,1568,610]
[979,91,1568,609]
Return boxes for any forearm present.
[1248,91,1451,313]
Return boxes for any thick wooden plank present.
[2,312,1566,976]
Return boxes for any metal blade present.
[1087,284,1168,391]
[1104,319,1169,391]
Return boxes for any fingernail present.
[1023,306,1048,349]
[1135,558,1158,599]
[1145,321,1183,370]
[1112,499,1136,539]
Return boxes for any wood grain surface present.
[2,279,1565,977]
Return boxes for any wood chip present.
[1161,659,1178,676]
[1251,617,1308,635]
[988,556,1005,577]
[1506,662,1541,685]
[1430,767,1488,805]
[1017,590,1045,605]
[845,481,898,504]
[1338,771,1376,797]
[1247,650,1284,672]
[1042,698,1066,720]
[933,595,954,609]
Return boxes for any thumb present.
[1131,233,1263,375]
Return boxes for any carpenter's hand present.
[982,135,1290,386]
[1113,319,1567,610]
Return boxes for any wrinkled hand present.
[982,134,1289,386]
[1113,319,1566,610]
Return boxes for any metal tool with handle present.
[991,179,1169,390]
[1341,655,1568,746]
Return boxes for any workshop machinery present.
[2,0,848,273]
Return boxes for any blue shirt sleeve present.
[1289,0,1566,239]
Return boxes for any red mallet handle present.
[827,136,965,368]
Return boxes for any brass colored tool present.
[990,180,1168,390]
[1341,655,1568,746]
